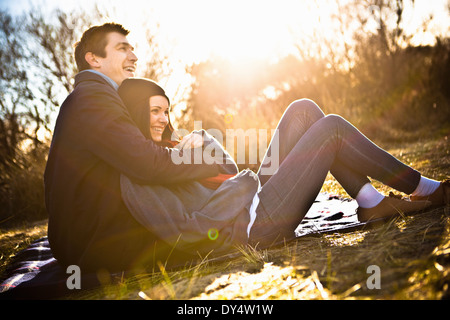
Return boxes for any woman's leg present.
[257,99,326,185]
[258,99,370,194]
[250,109,428,247]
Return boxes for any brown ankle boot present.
[410,180,450,207]
[357,196,431,222]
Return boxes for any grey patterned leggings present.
[249,99,421,246]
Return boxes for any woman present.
[118,78,448,256]
[118,78,259,260]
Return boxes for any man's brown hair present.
[74,23,130,72]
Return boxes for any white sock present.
[356,183,385,208]
[411,176,440,197]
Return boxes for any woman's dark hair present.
[74,23,130,72]
[118,78,177,144]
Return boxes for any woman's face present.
[149,95,169,142]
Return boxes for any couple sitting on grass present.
[44,22,449,275]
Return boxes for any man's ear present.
[84,52,100,69]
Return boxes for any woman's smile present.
[151,126,165,134]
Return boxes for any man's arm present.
[76,86,219,184]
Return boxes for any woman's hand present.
[177,132,204,150]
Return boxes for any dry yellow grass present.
[0,220,48,278]
[1,136,449,300]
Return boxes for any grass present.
[0,220,48,279]
[0,135,449,300]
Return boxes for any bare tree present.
[0,11,34,169]
[24,6,106,132]
[0,10,46,223]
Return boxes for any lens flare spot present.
[208,228,219,241]
[224,114,233,124]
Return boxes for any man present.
[44,23,219,273]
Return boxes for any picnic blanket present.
[295,192,361,237]
[0,193,363,299]
[0,237,102,299]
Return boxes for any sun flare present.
[158,0,333,63]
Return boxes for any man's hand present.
[177,132,204,150]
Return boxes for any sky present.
[1,0,327,63]
[1,0,449,65]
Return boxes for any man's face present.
[95,32,138,86]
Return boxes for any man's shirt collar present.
[79,69,119,91]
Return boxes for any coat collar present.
[74,70,119,91]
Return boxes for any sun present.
[157,0,332,64]
[199,1,287,61]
